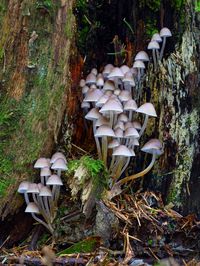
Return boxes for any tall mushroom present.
[159,27,172,60]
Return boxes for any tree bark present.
[0,0,77,219]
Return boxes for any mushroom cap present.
[99,99,123,114]
[135,51,150,62]
[118,90,132,102]
[96,77,104,87]
[79,79,86,87]
[112,145,134,157]
[118,113,129,123]
[124,122,134,130]
[147,41,160,50]
[103,80,115,91]
[95,125,115,137]
[136,103,157,117]
[108,139,120,149]
[124,127,140,138]
[120,65,130,74]
[114,89,121,96]
[18,181,31,193]
[95,116,110,127]
[27,183,40,194]
[51,158,67,171]
[82,85,90,95]
[133,60,145,69]
[91,68,98,75]
[25,202,40,214]
[50,152,67,164]
[96,94,110,108]
[160,27,172,37]
[85,73,96,84]
[83,88,103,103]
[46,174,63,186]
[85,108,101,121]
[114,128,124,138]
[129,138,140,146]
[123,71,135,86]
[34,158,49,169]
[132,121,142,130]
[141,139,163,155]
[151,33,162,43]
[114,121,125,131]
[40,167,51,177]
[81,102,90,109]
[102,64,114,76]
[108,67,124,79]
[39,186,52,197]
[124,99,138,111]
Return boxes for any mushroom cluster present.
[80,63,163,184]
[148,27,172,69]
[18,152,67,234]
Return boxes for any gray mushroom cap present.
[25,202,40,214]
[51,158,68,171]
[141,139,163,155]
[46,174,63,186]
[18,181,31,193]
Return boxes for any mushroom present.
[135,51,150,62]
[25,202,53,234]
[46,174,63,203]
[18,181,31,204]
[34,158,49,169]
[95,125,115,166]
[136,103,157,138]
[123,99,138,121]
[39,186,53,223]
[51,158,67,177]
[50,152,67,164]
[40,167,51,185]
[116,139,163,186]
[159,27,172,60]
[133,60,145,82]
[147,41,160,69]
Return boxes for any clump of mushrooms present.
[18,152,67,234]
[80,60,163,196]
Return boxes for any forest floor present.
[1,191,200,266]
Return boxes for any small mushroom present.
[159,27,172,60]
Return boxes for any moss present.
[145,18,158,37]
[65,8,76,39]
[68,156,108,191]
[195,0,200,12]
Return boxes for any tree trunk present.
[0,0,77,219]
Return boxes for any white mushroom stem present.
[109,111,114,128]
[102,136,108,167]
[116,153,157,186]
[115,157,124,180]
[152,49,157,69]
[43,197,51,222]
[57,169,62,177]
[109,155,116,173]
[128,110,133,121]
[93,122,102,160]
[156,50,160,63]
[139,114,149,138]
[37,196,50,222]
[41,176,45,185]
[24,192,30,205]
[31,213,54,234]
[160,36,166,60]
[118,157,131,180]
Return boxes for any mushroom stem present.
[139,114,149,138]
[118,157,130,179]
[102,136,108,167]
[128,110,133,121]
[115,157,124,180]
[109,111,114,128]
[152,49,157,69]
[31,213,54,234]
[24,193,30,205]
[93,122,102,160]
[116,153,156,186]
[109,155,115,173]
[160,36,166,60]
[57,169,61,177]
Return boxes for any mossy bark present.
[0,0,76,219]
[144,0,200,214]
